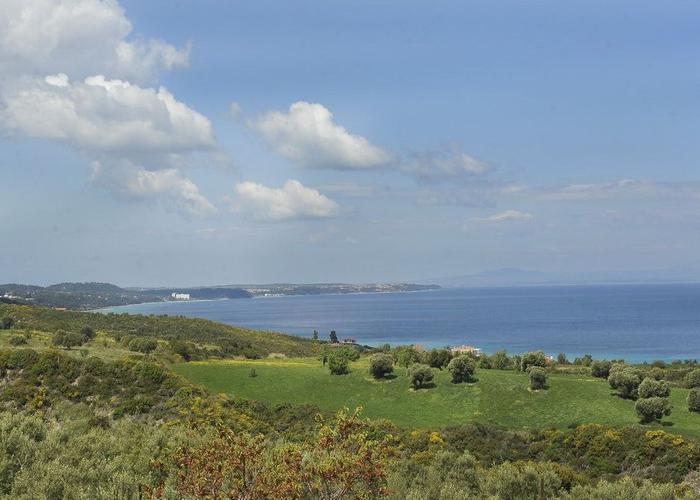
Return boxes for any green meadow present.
[174,357,700,437]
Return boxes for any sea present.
[102,283,700,363]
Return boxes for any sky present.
[1,0,699,287]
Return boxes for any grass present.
[174,357,700,438]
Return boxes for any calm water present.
[104,284,700,362]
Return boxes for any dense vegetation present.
[0,304,698,498]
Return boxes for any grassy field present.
[174,357,700,437]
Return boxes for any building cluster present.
[170,292,191,301]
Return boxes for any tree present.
[312,330,319,341]
[491,350,512,370]
[8,335,27,346]
[590,360,612,378]
[574,354,593,367]
[395,346,421,368]
[635,397,671,424]
[1,317,14,330]
[556,353,568,365]
[608,365,642,399]
[447,356,476,383]
[688,388,700,413]
[80,326,96,341]
[52,331,85,349]
[170,340,193,361]
[520,351,548,372]
[328,353,349,375]
[368,353,394,379]
[686,369,700,389]
[529,367,548,390]
[128,338,158,354]
[637,377,670,399]
[329,330,338,343]
[427,349,453,370]
[408,364,434,389]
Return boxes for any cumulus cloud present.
[232,180,339,221]
[248,101,392,169]
[0,0,189,83]
[400,148,490,182]
[90,160,216,215]
[0,0,218,216]
[2,75,215,155]
[473,209,534,222]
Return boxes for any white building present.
[171,292,191,300]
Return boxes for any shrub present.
[557,353,568,365]
[128,338,158,354]
[635,397,671,424]
[590,360,612,378]
[8,335,27,346]
[688,389,700,413]
[520,351,548,372]
[52,331,86,349]
[427,349,453,370]
[686,369,700,388]
[447,356,476,383]
[608,365,642,399]
[529,367,548,390]
[80,326,96,341]
[368,353,394,379]
[328,353,349,375]
[336,346,360,362]
[1,317,14,329]
[394,346,421,368]
[637,377,670,399]
[491,350,512,370]
[408,364,434,389]
[249,368,257,378]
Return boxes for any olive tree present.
[520,351,548,372]
[590,360,612,378]
[368,353,394,379]
[328,353,349,375]
[688,388,700,413]
[637,377,670,399]
[408,364,434,389]
[686,369,700,389]
[52,331,86,350]
[447,355,476,384]
[528,367,548,390]
[427,349,453,370]
[635,397,671,424]
[608,365,642,399]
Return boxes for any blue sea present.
[103,284,700,363]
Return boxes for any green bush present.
[80,326,96,341]
[608,365,642,399]
[52,331,85,349]
[328,353,349,375]
[520,351,548,372]
[427,349,453,370]
[368,353,394,379]
[590,360,612,378]
[686,369,700,389]
[637,377,670,399]
[408,363,434,389]
[490,350,512,370]
[8,335,27,346]
[688,388,700,413]
[635,397,671,424]
[1,317,14,330]
[447,355,476,383]
[128,338,158,354]
[529,367,548,390]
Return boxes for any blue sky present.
[1,0,699,286]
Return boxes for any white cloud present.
[2,75,215,155]
[90,160,216,215]
[248,101,392,169]
[0,0,189,83]
[528,179,700,202]
[233,180,339,221]
[401,148,490,181]
[474,209,534,222]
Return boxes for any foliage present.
[328,353,350,375]
[426,349,453,370]
[447,355,476,384]
[0,317,13,330]
[52,330,86,349]
[368,353,394,379]
[635,397,672,424]
[8,335,27,346]
[490,350,512,370]
[394,346,421,368]
[128,337,158,354]
[80,326,96,340]
[520,351,548,372]
[408,364,434,389]
[529,366,548,390]
[686,369,700,389]
[591,360,612,378]
[608,365,643,399]
[638,377,671,399]
[687,389,700,413]
[329,330,338,343]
